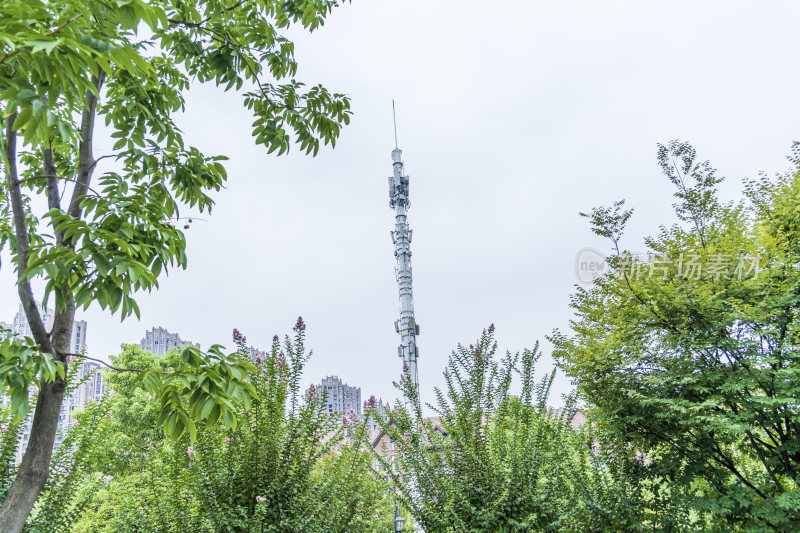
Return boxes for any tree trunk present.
[0,102,82,532]
[0,65,101,531]
[0,304,73,533]
[0,377,67,532]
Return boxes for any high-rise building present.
[11,302,87,354]
[2,307,101,464]
[140,326,199,356]
[364,398,391,434]
[2,361,104,464]
[318,376,361,416]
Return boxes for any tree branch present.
[0,13,85,66]
[16,174,104,199]
[66,70,105,225]
[4,114,52,352]
[43,92,61,218]
[66,353,203,378]
[43,132,62,245]
[43,150,60,211]
[746,430,785,493]
[167,0,246,28]
[611,239,680,335]
[65,353,144,373]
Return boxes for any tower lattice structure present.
[388,145,420,391]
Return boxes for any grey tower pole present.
[388,139,420,392]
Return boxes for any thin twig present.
[167,0,247,28]
[16,174,104,200]
[0,13,85,66]
[65,352,144,373]
[87,153,117,172]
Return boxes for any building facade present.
[11,302,87,354]
[364,398,391,434]
[2,305,103,463]
[370,416,448,478]
[140,326,199,356]
[318,376,361,416]
[12,360,105,463]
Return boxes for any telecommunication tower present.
[388,104,420,391]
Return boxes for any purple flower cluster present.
[342,408,359,426]
[293,316,306,333]
[232,328,246,344]
[305,384,321,402]
[363,395,377,409]
[277,352,288,370]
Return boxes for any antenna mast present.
[392,100,399,148]
[387,104,420,392]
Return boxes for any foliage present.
[22,346,215,533]
[0,0,351,395]
[185,319,382,532]
[139,344,257,441]
[0,403,25,503]
[0,354,107,531]
[59,319,389,532]
[369,326,676,532]
[24,399,114,533]
[0,328,63,418]
[552,140,800,530]
[1,0,351,337]
[69,446,215,533]
[0,0,351,526]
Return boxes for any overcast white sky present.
[3,0,800,409]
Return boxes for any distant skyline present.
[2,1,800,409]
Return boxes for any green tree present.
[25,344,217,533]
[369,327,669,532]
[56,320,386,532]
[186,320,384,532]
[552,141,800,530]
[1,348,115,532]
[0,0,351,529]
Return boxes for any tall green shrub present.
[370,326,686,532]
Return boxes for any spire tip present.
[392,100,398,149]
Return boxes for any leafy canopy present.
[0,0,351,425]
[370,327,678,532]
[552,141,800,530]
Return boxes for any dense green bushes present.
[553,141,800,530]
[10,320,679,532]
[28,319,390,532]
[369,327,695,532]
